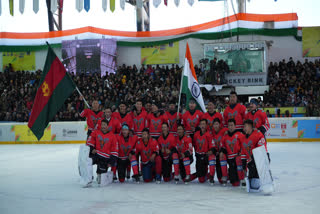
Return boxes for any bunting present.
[188,0,194,6]
[102,0,107,12]
[76,0,83,12]
[153,0,161,8]
[0,0,1,16]
[164,0,168,6]
[33,0,39,14]
[174,0,180,7]
[84,0,90,12]
[51,0,57,13]
[120,0,125,10]
[9,0,14,16]
[110,0,115,12]
[19,0,25,14]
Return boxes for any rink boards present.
[0,117,319,144]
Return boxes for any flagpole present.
[177,66,184,115]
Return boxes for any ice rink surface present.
[0,142,320,214]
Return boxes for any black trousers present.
[227,158,239,184]
[195,154,208,178]
[117,159,130,180]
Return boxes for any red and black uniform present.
[239,130,266,180]
[182,110,203,137]
[146,112,168,139]
[220,131,245,186]
[193,130,215,183]
[95,117,121,134]
[165,111,182,136]
[131,110,148,138]
[211,127,228,183]
[135,138,161,182]
[245,109,270,136]
[117,134,139,182]
[112,112,134,130]
[223,103,246,130]
[80,109,103,137]
[202,111,224,132]
[157,133,176,181]
[87,130,119,174]
[172,135,193,180]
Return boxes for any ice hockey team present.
[80,91,271,192]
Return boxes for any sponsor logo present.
[62,129,78,137]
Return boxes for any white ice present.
[0,142,320,214]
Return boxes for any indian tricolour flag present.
[181,43,206,113]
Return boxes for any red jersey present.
[239,130,266,160]
[201,111,224,132]
[117,134,138,160]
[87,130,119,159]
[245,109,270,134]
[193,131,214,155]
[182,110,203,136]
[175,135,193,159]
[80,109,103,131]
[135,138,160,164]
[211,127,228,152]
[220,131,244,159]
[131,110,148,137]
[223,103,246,129]
[165,111,182,136]
[157,133,176,159]
[112,112,134,130]
[95,117,121,134]
[146,113,168,138]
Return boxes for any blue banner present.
[84,0,90,12]
[298,120,320,139]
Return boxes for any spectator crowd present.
[0,58,319,122]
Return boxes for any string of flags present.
[0,0,229,16]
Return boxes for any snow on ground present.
[0,142,320,214]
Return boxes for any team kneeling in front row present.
[82,117,269,189]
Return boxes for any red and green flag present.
[28,45,76,140]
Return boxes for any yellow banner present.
[141,42,179,65]
[2,51,36,71]
[12,124,52,142]
[302,27,320,57]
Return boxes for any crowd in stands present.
[1,58,319,122]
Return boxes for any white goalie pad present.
[78,144,93,186]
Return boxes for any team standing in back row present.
[80,91,270,188]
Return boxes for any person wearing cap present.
[181,98,203,138]
[116,124,140,183]
[201,99,223,133]
[135,128,162,183]
[146,101,169,140]
[165,100,182,136]
[223,91,246,132]
[245,98,270,137]
[112,101,134,131]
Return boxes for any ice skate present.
[174,175,179,184]
[184,175,191,184]
[96,174,101,184]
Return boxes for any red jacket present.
[202,111,224,132]
[117,134,138,160]
[165,111,182,136]
[175,135,193,159]
[239,130,266,161]
[135,138,159,163]
[80,109,103,131]
[131,110,148,137]
[223,103,246,129]
[220,131,244,159]
[146,113,168,138]
[182,110,203,136]
[211,127,228,152]
[245,109,270,135]
[112,112,134,130]
[157,133,176,159]
[87,130,119,159]
[193,130,213,155]
[95,117,121,134]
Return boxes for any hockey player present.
[223,92,246,132]
[131,100,148,138]
[112,102,134,130]
[220,119,245,186]
[240,119,267,190]
[165,101,182,136]
[86,119,119,187]
[146,102,168,140]
[245,98,270,137]
[211,118,228,184]
[201,99,223,132]
[95,107,121,134]
[172,124,194,184]
[182,98,203,137]
[80,99,103,138]
[157,123,176,182]
[193,119,216,183]
[117,124,140,183]
[135,128,162,183]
